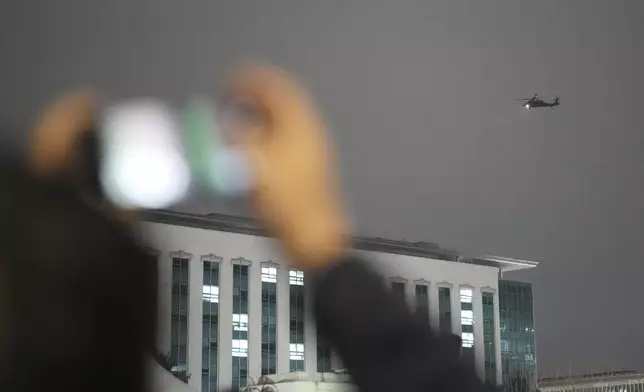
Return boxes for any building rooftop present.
[539,371,644,388]
[141,209,539,272]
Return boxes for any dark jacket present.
[313,256,487,392]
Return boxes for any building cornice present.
[141,209,538,272]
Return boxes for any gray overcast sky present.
[2,0,643,377]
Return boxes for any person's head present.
[0,162,157,392]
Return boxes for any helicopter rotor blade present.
[515,94,540,101]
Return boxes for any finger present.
[27,91,95,177]
[229,64,319,136]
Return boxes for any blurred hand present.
[26,91,136,224]
[25,66,351,270]
[27,91,94,179]
[230,65,350,270]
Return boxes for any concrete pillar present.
[450,284,462,337]
[248,260,262,381]
[493,290,502,385]
[218,258,233,391]
[276,265,290,374]
[473,287,485,380]
[187,253,202,391]
[429,282,440,331]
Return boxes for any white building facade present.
[539,372,644,392]
[139,211,538,392]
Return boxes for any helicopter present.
[516,94,560,109]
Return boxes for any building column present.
[451,285,462,337]
[249,260,262,380]
[188,254,203,391]
[304,275,317,374]
[218,259,233,391]
[493,291,502,385]
[276,265,290,374]
[428,282,440,331]
[473,287,485,381]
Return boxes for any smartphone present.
[80,98,253,210]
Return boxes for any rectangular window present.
[289,270,305,371]
[171,257,189,379]
[289,270,304,286]
[438,287,452,334]
[499,280,536,384]
[415,284,429,321]
[202,260,219,392]
[392,281,406,301]
[232,264,249,390]
[462,332,474,347]
[261,266,278,375]
[460,288,474,353]
[317,329,332,373]
[482,292,497,384]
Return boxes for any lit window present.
[202,260,219,392]
[203,285,219,303]
[171,363,187,373]
[460,287,474,348]
[289,270,304,286]
[233,313,248,331]
[262,267,277,283]
[462,332,474,348]
[461,310,474,325]
[232,339,248,357]
[290,269,305,371]
[232,263,249,390]
[460,288,473,303]
[289,343,305,360]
